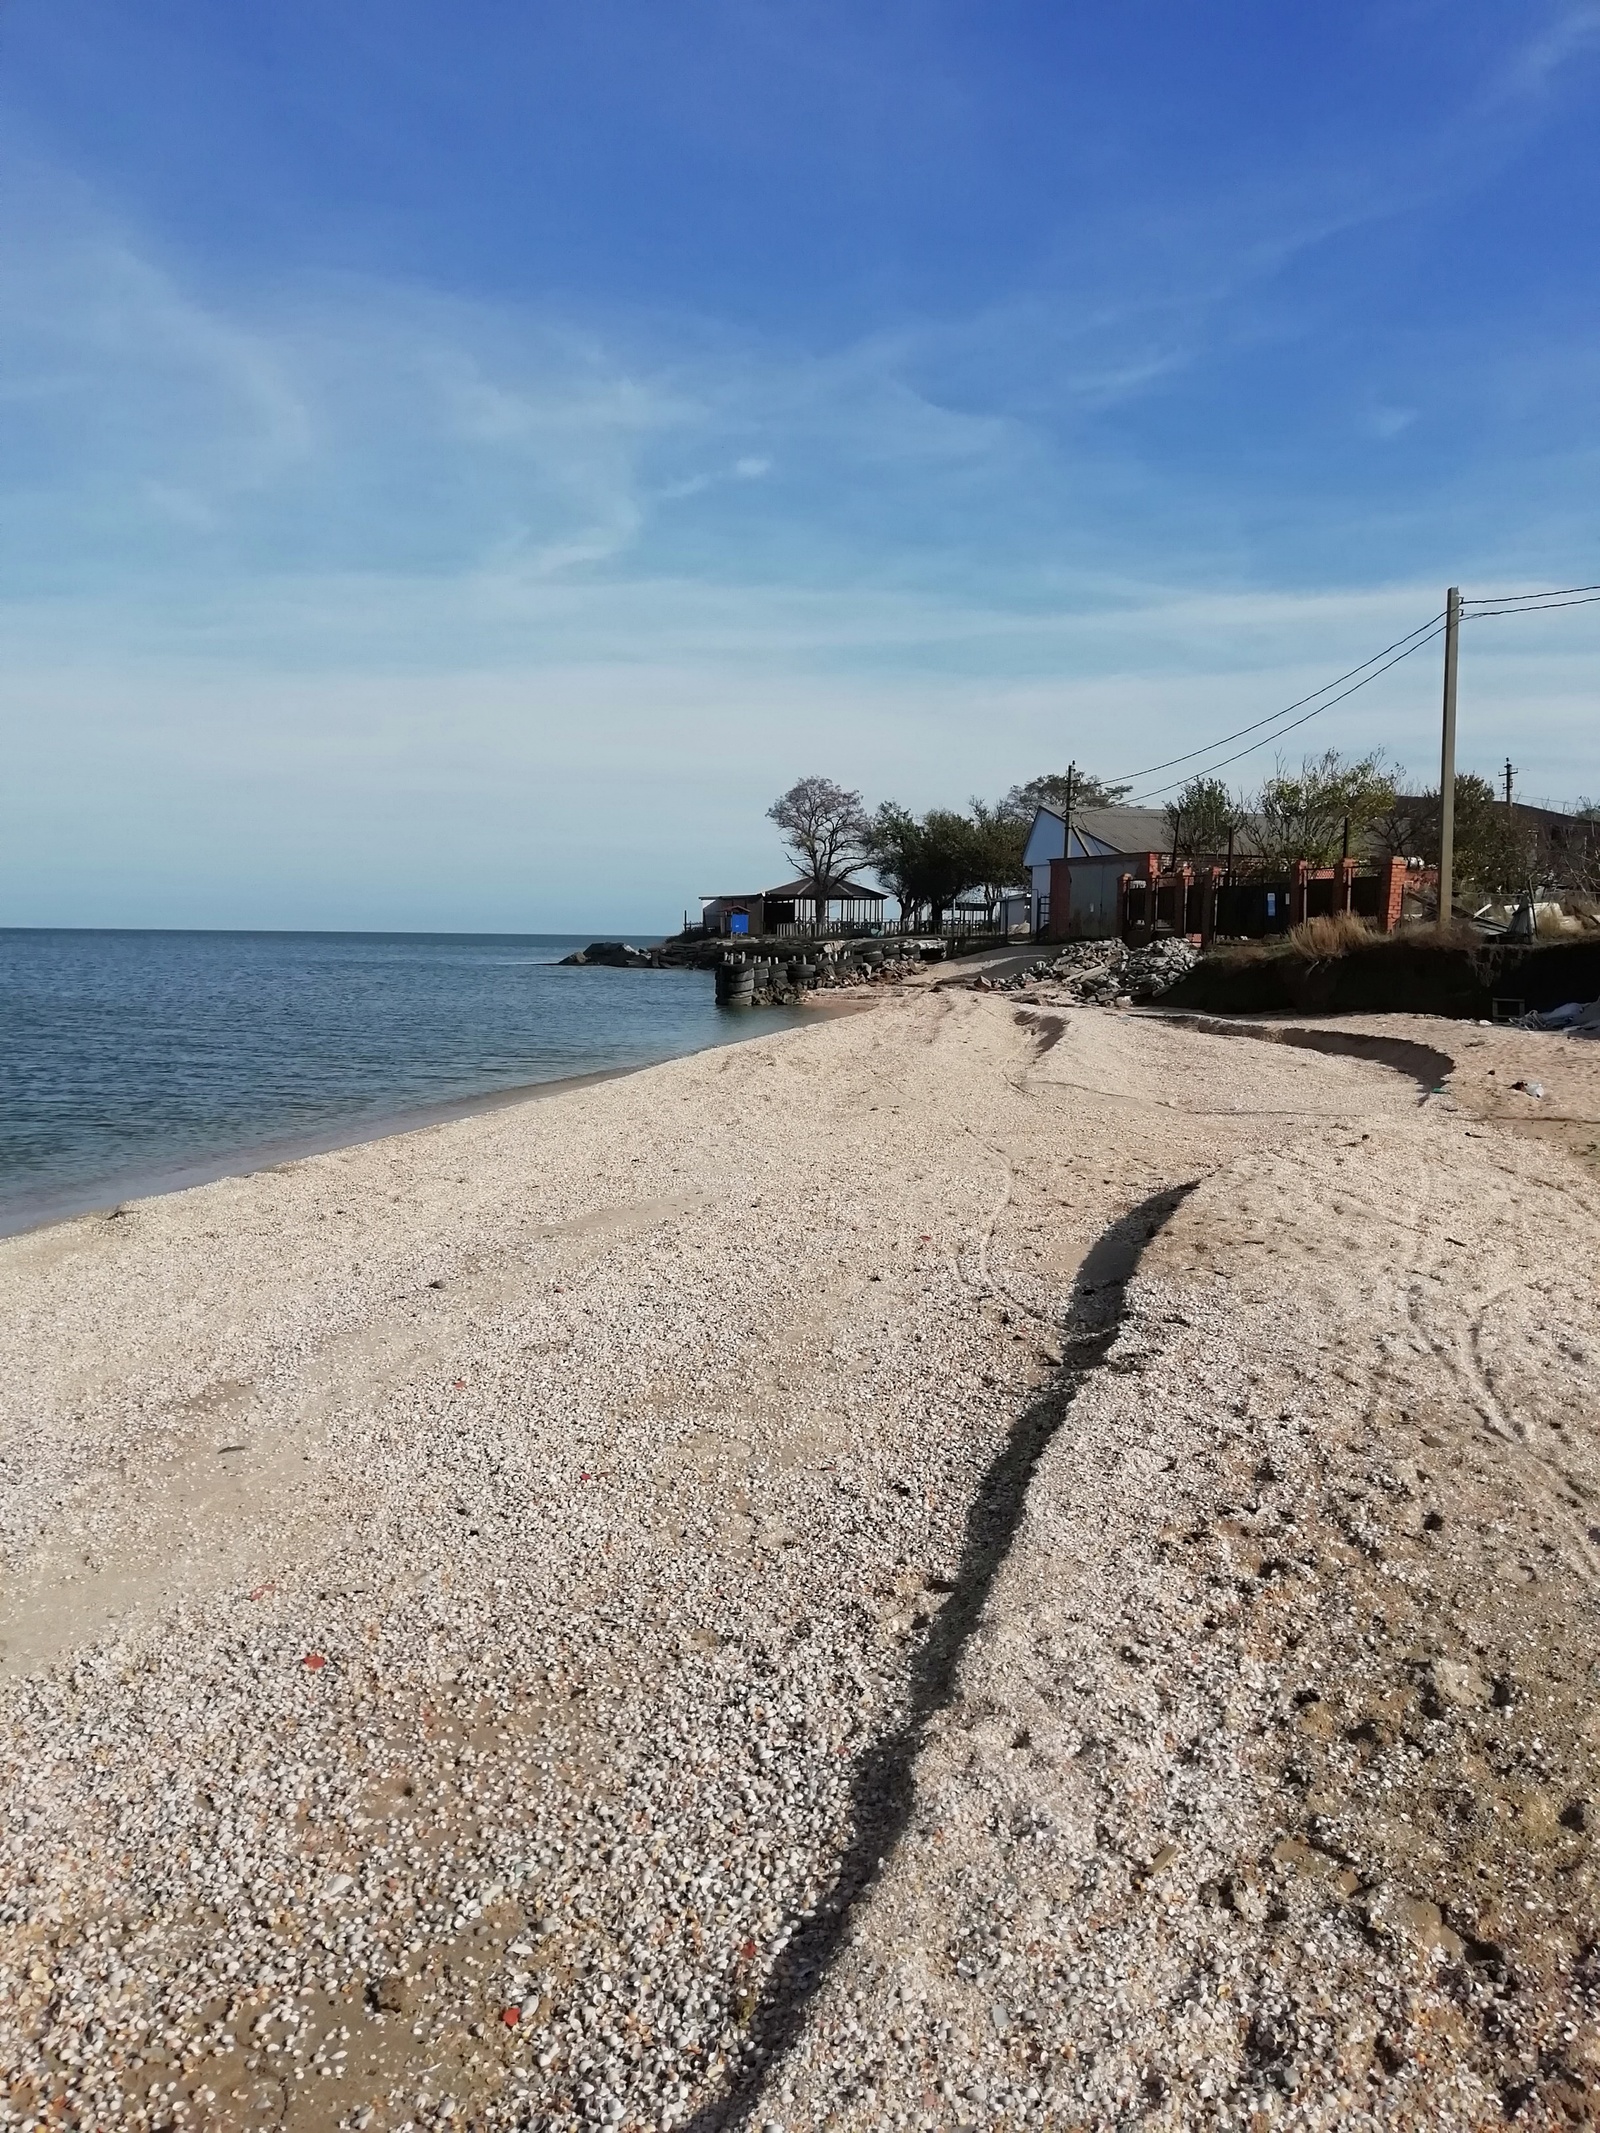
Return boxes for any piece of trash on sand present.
[1511,1079,1546,1098]
[302,1651,327,1671]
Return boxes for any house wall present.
[1021,812,1067,869]
[1022,811,1066,935]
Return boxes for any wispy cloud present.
[1363,406,1418,442]
[0,195,312,511]
[1500,3,1600,98]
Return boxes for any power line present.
[1461,580,1600,607]
[1127,622,1449,803]
[1465,592,1600,620]
[1128,625,1446,802]
[1083,576,1593,812]
[1117,622,1450,806]
[1102,609,1446,787]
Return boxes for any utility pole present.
[1503,757,1517,812]
[1437,587,1461,927]
[1061,761,1077,935]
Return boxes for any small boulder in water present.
[559,942,657,968]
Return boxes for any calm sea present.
[0,930,801,1236]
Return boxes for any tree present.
[1000,767,1132,824]
[1452,779,1536,898]
[916,809,983,929]
[860,803,926,927]
[1567,802,1600,901]
[1254,749,1397,867]
[861,803,984,930]
[1394,775,1537,901]
[1368,792,1430,864]
[767,776,867,891]
[1163,776,1244,860]
[966,799,1028,920]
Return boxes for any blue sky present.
[2,1,1598,928]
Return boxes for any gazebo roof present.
[761,873,887,901]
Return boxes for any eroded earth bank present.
[1,989,1597,2130]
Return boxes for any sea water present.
[0,930,801,1234]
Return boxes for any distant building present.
[700,891,763,938]
[1387,793,1600,895]
[700,874,889,939]
[951,890,1033,936]
[1021,805,1170,938]
[1514,800,1600,887]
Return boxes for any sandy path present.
[0,993,1595,2129]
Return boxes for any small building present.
[700,891,767,938]
[951,891,1033,935]
[700,874,889,939]
[1022,805,1170,939]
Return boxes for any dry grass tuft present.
[1206,916,1480,969]
[1395,918,1487,950]
[1284,912,1378,959]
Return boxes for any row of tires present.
[714,953,928,1004]
[714,960,818,1003]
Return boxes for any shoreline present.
[0,1059,651,1243]
[0,1006,833,1243]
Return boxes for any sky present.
[2,1,1598,931]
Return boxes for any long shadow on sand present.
[1150,1013,1455,1095]
[686,1181,1196,2131]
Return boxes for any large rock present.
[559,942,657,968]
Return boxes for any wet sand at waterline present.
[2,986,1598,2129]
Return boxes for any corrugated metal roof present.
[1027,804,1169,859]
[1066,806,1169,853]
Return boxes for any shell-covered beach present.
[3,984,1598,2130]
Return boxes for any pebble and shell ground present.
[1,986,1597,2130]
